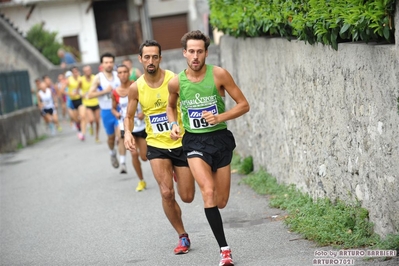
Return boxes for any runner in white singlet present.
[111,64,147,190]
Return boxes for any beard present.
[188,60,204,71]
[146,64,157,74]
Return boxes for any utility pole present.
[136,0,153,41]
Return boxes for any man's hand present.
[170,124,182,140]
[124,131,136,151]
[104,85,113,94]
[202,110,218,125]
[137,112,144,120]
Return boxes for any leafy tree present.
[25,23,62,65]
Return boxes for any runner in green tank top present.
[178,64,227,133]
[122,58,142,82]
[167,30,250,266]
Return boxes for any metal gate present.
[0,70,32,115]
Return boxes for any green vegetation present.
[25,23,63,65]
[232,153,399,250]
[25,23,80,65]
[231,152,253,174]
[27,135,47,146]
[209,0,395,50]
[17,135,47,151]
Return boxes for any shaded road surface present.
[1,121,398,266]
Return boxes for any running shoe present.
[89,126,94,136]
[111,154,119,168]
[174,234,190,255]
[120,163,127,174]
[78,132,85,141]
[136,180,146,192]
[95,138,101,143]
[219,248,234,266]
[48,123,55,135]
[57,126,62,132]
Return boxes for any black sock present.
[205,206,228,248]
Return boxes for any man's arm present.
[167,76,181,139]
[111,91,120,119]
[87,75,112,99]
[202,66,250,124]
[52,91,58,108]
[123,83,139,151]
[37,92,43,110]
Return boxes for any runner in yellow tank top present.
[123,40,195,256]
[81,65,100,142]
[65,66,86,140]
[136,70,183,149]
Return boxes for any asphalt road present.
[1,120,398,266]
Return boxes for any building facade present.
[0,0,209,64]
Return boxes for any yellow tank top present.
[137,70,184,149]
[68,76,81,100]
[81,74,99,107]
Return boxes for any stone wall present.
[220,34,399,236]
[0,106,46,153]
[0,15,53,85]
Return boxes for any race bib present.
[149,112,169,134]
[188,105,218,129]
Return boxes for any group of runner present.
[34,30,249,266]
[122,31,249,266]
[34,56,147,193]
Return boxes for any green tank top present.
[129,68,138,81]
[178,64,227,133]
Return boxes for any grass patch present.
[231,152,253,175]
[17,135,47,150]
[27,135,47,146]
[234,154,399,250]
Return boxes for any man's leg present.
[94,108,101,141]
[187,158,231,256]
[174,166,195,203]
[117,128,126,173]
[132,136,147,191]
[150,158,190,254]
[101,109,119,168]
[150,158,186,235]
[130,148,143,179]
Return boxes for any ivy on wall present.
[209,0,395,50]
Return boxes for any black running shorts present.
[182,129,236,172]
[121,129,147,139]
[86,105,100,111]
[41,108,54,116]
[71,98,82,109]
[146,145,188,167]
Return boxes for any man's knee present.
[160,187,175,201]
[217,196,229,209]
[179,192,194,203]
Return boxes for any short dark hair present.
[101,52,115,63]
[181,30,211,51]
[138,40,162,57]
[117,64,129,71]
